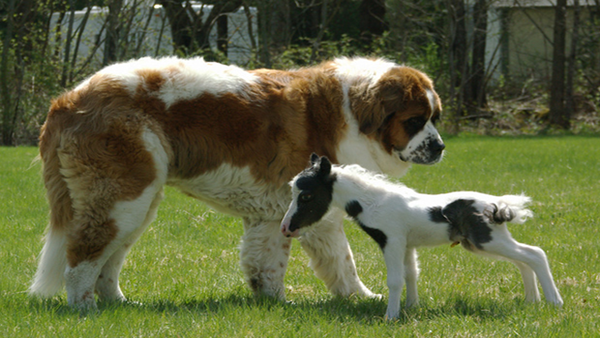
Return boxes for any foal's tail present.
[30,107,73,298]
[492,195,533,224]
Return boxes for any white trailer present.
[50,2,257,67]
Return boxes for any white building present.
[50,2,257,68]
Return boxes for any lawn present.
[1,135,598,337]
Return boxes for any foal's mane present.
[333,164,415,195]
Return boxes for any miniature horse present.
[281,154,563,319]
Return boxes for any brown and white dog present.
[31,56,445,309]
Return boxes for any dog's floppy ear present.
[349,77,405,135]
[351,67,434,135]
[377,77,406,116]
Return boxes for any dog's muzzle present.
[397,138,445,165]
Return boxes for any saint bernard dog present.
[31,56,445,309]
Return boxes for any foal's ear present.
[318,156,332,176]
[310,153,320,165]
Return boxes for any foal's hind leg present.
[481,231,563,307]
[511,260,540,302]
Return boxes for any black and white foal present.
[281,155,563,319]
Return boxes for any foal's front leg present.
[383,239,407,319]
[404,247,419,308]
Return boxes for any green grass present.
[1,135,599,337]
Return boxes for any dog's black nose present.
[431,140,445,153]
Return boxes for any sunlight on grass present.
[1,135,599,336]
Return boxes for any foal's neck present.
[331,170,389,209]
[331,168,421,211]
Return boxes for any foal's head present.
[281,154,337,238]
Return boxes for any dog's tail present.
[30,106,73,298]
[492,195,533,224]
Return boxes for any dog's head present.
[347,63,445,167]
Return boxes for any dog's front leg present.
[240,218,291,300]
[299,210,378,298]
[383,238,407,320]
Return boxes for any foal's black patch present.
[429,199,493,250]
[345,200,363,218]
[345,200,388,250]
[428,206,446,223]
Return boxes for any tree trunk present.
[385,0,407,61]
[217,14,228,55]
[242,2,257,58]
[160,0,194,53]
[310,0,329,63]
[1,0,38,145]
[447,0,468,128]
[161,0,241,57]
[257,0,271,66]
[196,0,242,55]
[269,0,290,51]
[104,0,123,66]
[565,0,580,121]
[359,0,386,45]
[1,0,17,145]
[61,0,76,87]
[549,0,568,128]
[469,0,488,113]
[70,3,93,83]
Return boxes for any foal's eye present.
[299,193,313,202]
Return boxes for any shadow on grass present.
[50,293,529,324]
[28,292,531,325]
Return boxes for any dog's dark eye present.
[299,193,313,202]
[431,113,441,125]
[404,116,426,134]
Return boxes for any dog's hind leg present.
[95,187,165,303]
[481,231,563,307]
[59,128,168,310]
[298,210,378,299]
[65,184,164,309]
[404,247,419,308]
[93,130,169,304]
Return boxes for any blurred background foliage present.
[0,0,598,145]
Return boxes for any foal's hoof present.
[549,297,564,308]
[384,311,400,321]
[357,287,383,300]
[371,293,384,300]
[123,299,144,307]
